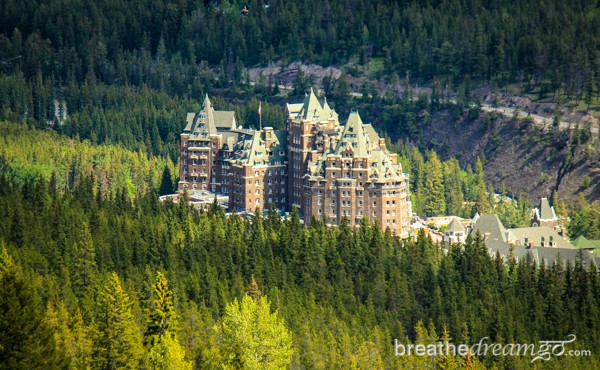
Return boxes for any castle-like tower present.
[178,94,237,193]
[286,88,340,211]
[178,90,411,236]
[302,111,411,235]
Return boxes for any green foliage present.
[92,273,145,369]
[147,334,192,370]
[146,272,177,344]
[0,247,68,369]
[1,0,598,95]
[569,194,600,239]
[423,151,446,216]
[0,121,173,195]
[212,293,294,370]
[0,147,599,368]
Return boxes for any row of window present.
[254,169,286,176]
[186,140,216,148]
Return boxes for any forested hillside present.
[2,0,600,368]
[2,0,600,97]
[1,161,600,368]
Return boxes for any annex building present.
[178,90,411,235]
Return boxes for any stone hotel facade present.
[178,90,411,235]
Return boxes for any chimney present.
[263,127,274,147]
[379,138,386,151]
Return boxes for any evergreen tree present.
[146,271,177,344]
[92,272,145,369]
[145,271,192,370]
[159,166,174,196]
[423,151,446,216]
[0,247,68,369]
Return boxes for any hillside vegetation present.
[1,167,600,368]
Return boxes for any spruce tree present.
[146,271,177,344]
[0,247,68,370]
[92,272,145,369]
[159,166,174,196]
[423,151,446,216]
[146,271,192,370]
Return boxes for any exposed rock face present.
[248,61,343,86]
[422,109,600,204]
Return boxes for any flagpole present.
[259,101,262,130]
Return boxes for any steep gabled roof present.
[290,88,338,122]
[214,111,236,130]
[334,112,368,157]
[470,214,507,242]
[184,113,196,132]
[363,124,380,145]
[540,198,557,220]
[446,218,465,233]
[229,129,287,166]
[202,94,218,136]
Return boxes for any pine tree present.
[92,272,145,369]
[146,271,177,344]
[0,246,68,369]
[423,151,446,216]
[436,325,459,370]
[159,166,174,196]
[146,271,192,370]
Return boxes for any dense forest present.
[2,0,600,368]
[1,153,600,369]
[0,117,599,369]
[2,0,600,96]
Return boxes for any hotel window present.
[255,180,259,185]
[373,201,377,206]
[255,189,260,195]
[256,199,260,204]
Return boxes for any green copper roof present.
[334,112,368,157]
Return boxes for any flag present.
[258,102,262,116]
